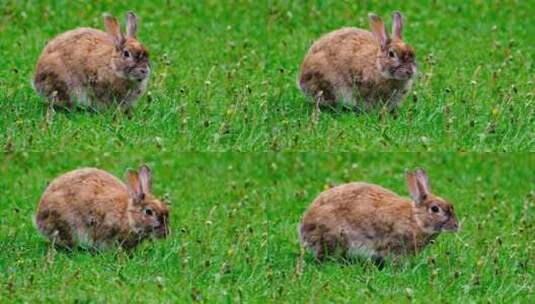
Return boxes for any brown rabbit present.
[33,12,150,111]
[299,169,458,263]
[298,12,417,111]
[35,165,169,250]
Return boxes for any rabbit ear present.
[392,11,403,39]
[406,169,429,205]
[138,164,152,194]
[103,13,125,47]
[126,168,144,203]
[414,168,431,194]
[369,13,389,50]
[126,11,138,38]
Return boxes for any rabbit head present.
[369,12,417,80]
[406,169,459,234]
[125,165,169,238]
[104,12,150,82]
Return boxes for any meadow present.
[0,152,533,302]
[0,0,534,303]
[0,0,533,151]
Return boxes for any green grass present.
[1,1,533,303]
[0,1,533,151]
[1,152,533,302]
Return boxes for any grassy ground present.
[0,152,533,302]
[0,1,533,151]
[0,1,533,303]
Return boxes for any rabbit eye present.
[431,206,440,213]
[144,208,153,216]
[388,50,396,58]
[123,50,131,58]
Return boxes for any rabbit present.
[299,169,458,264]
[33,11,150,111]
[35,165,169,250]
[298,12,417,112]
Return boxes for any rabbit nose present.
[139,68,148,75]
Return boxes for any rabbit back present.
[299,27,413,110]
[299,28,377,108]
[36,168,130,248]
[299,182,422,260]
[34,26,148,110]
[34,28,116,108]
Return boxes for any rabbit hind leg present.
[36,209,75,248]
[33,70,73,109]
[299,71,337,108]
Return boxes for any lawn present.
[0,152,533,302]
[0,1,533,151]
[0,0,533,303]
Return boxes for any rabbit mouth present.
[129,68,150,82]
[152,225,169,238]
[129,74,148,82]
[392,68,414,80]
[443,222,459,232]
[437,220,459,232]
[388,64,416,80]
